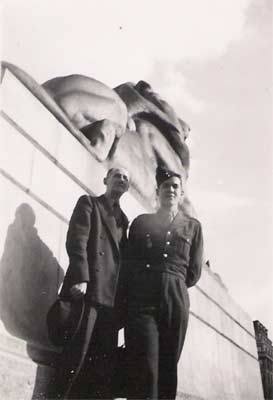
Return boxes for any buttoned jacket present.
[60,194,128,308]
[127,211,203,288]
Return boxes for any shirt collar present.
[157,208,178,223]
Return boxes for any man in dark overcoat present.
[53,167,130,399]
[125,166,203,400]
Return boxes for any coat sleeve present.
[186,221,204,288]
[65,195,93,285]
[127,217,141,261]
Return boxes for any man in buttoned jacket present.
[53,167,130,399]
[125,166,203,400]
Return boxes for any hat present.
[46,297,85,347]
[156,166,181,187]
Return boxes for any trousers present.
[50,304,118,399]
[125,273,190,400]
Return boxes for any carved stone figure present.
[42,73,192,200]
[2,62,191,172]
[42,74,129,160]
[115,80,190,172]
[1,61,192,205]
[42,74,190,171]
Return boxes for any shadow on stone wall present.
[0,203,64,398]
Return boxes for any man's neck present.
[104,192,120,208]
[158,206,178,219]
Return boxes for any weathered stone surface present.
[0,330,57,400]
[43,74,128,161]
[115,81,190,171]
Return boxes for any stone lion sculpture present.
[2,62,190,169]
[43,75,190,171]
[115,80,190,172]
[42,74,130,160]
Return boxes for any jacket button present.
[163,253,168,258]
[166,241,170,245]
[146,264,150,268]
[99,251,105,256]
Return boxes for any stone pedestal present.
[0,64,264,399]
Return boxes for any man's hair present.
[106,168,116,178]
[106,166,129,179]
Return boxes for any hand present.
[70,282,87,299]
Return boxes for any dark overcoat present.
[56,194,128,398]
[60,194,128,306]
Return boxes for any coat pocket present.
[174,230,192,260]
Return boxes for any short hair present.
[106,168,115,178]
[106,166,129,180]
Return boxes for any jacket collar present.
[155,209,186,228]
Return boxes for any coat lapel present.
[96,195,119,251]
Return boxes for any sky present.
[1,0,273,336]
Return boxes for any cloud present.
[2,0,252,86]
[149,63,206,116]
[227,274,273,337]
[189,188,256,218]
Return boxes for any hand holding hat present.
[46,296,85,347]
[70,282,87,299]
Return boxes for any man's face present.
[157,176,183,208]
[105,168,130,197]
